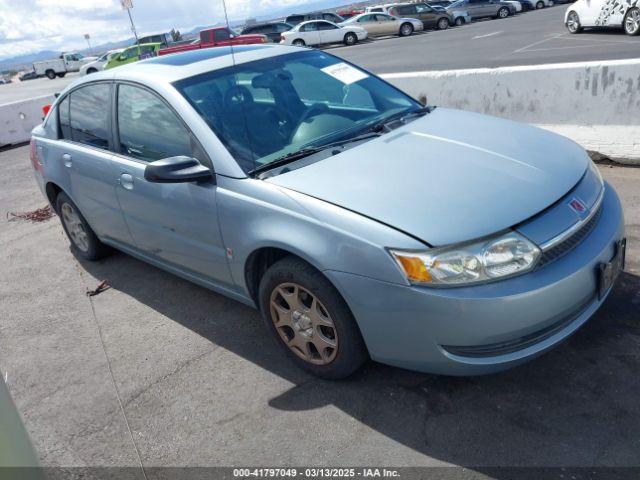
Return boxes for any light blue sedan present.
[30,45,625,379]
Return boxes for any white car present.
[340,13,424,37]
[565,0,639,35]
[80,49,123,76]
[280,20,368,46]
[505,0,523,12]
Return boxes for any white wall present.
[382,58,640,162]
[0,95,55,147]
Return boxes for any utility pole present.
[121,0,139,44]
[83,34,92,54]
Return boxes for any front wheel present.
[566,11,582,33]
[56,72,66,78]
[497,6,510,17]
[292,39,306,47]
[56,192,111,261]
[536,0,544,8]
[86,68,97,74]
[399,22,414,36]
[45,70,56,80]
[624,7,640,36]
[344,32,358,45]
[259,257,368,379]
[455,16,465,26]
[437,17,450,29]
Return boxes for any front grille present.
[441,294,595,358]
[537,201,603,268]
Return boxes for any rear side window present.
[214,29,230,42]
[58,95,71,139]
[117,84,194,162]
[68,83,111,149]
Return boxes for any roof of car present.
[63,44,305,91]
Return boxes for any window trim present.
[56,80,114,153]
[112,80,213,171]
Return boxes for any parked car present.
[565,0,639,35]
[0,379,39,468]
[387,3,460,29]
[338,9,365,19]
[280,20,367,46]
[516,0,536,10]
[31,45,625,379]
[340,13,424,36]
[34,52,96,80]
[504,0,524,11]
[80,49,123,75]
[105,43,160,69]
[19,70,40,81]
[159,27,267,56]
[448,0,515,19]
[285,12,345,25]
[242,22,294,43]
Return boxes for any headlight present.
[390,231,541,287]
[589,159,604,187]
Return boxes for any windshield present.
[174,50,419,174]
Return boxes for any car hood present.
[266,108,588,246]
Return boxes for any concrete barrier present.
[382,58,640,163]
[0,94,55,147]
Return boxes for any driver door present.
[317,21,342,44]
[299,21,322,45]
[111,82,232,287]
[375,14,399,35]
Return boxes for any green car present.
[105,42,161,69]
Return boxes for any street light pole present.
[84,34,93,55]
[121,0,139,44]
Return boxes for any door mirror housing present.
[144,156,213,183]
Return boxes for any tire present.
[258,256,368,379]
[536,0,544,8]
[455,16,465,26]
[497,6,510,17]
[292,39,306,47]
[344,32,358,45]
[56,192,111,261]
[566,11,583,33]
[624,7,640,36]
[437,17,450,29]
[45,70,56,80]
[56,72,66,78]
[86,68,97,74]
[399,22,414,36]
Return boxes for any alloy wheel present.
[400,24,413,36]
[567,12,580,32]
[270,283,338,365]
[625,9,640,35]
[499,7,509,17]
[61,203,89,252]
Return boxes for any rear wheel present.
[536,1,544,8]
[56,72,66,78]
[437,17,450,29]
[56,192,111,261]
[292,39,306,46]
[566,11,583,33]
[399,22,414,36]
[344,32,358,45]
[45,70,56,80]
[455,16,465,26]
[624,8,640,36]
[497,6,510,17]
[86,67,97,74]
[259,256,368,379]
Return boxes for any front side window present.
[67,83,110,149]
[121,47,139,60]
[58,95,71,139]
[117,84,195,162]
[317,21,338,30]
[416,4,433,12]
[174,50,419,174]
[357,14,374,22]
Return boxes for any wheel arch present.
[45,181,63,211]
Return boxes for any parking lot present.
[1,139,639,473]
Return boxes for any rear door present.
[111,82,231,286]
[299,21,322,44]
[317,21,343,44]
[466,0,485,17]
[52,82,133,244]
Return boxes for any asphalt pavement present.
[1,144,639,472]
[0,72,79,105]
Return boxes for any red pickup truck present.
[159,27,267,56]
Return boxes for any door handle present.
[62,153,72,167]
[119,173,134,190]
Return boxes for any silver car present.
[30,46,625,379]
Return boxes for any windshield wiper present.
[370,106,433,133]
[248,130,382,177]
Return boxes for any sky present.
[0,0,314,60]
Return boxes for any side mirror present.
[144,156,213,183]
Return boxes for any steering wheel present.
[297,103,330,126]
[223,85,254,111]
[263,106,291,143]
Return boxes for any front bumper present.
[325,183,625,375]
